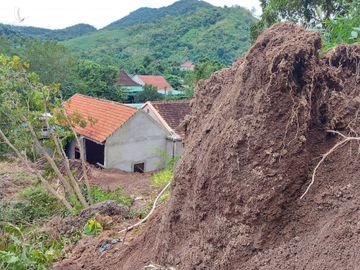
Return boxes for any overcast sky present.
[0,0,261,30]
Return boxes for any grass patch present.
[151,168,173,189]
[91,186,133,207]
[0,185,65,225]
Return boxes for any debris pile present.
[57,22,360,269]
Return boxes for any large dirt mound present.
[60,22,360,269]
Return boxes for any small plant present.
[83,217,103,236]
[0,224,63,270]
[151,169,173,189]
[90,186,133,207]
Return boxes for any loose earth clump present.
[57,22,360,270]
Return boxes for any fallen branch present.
[119,180,172,234]
[300,130,360,199]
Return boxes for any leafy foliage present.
[151,150,177,189]
[0,23,96,41]
[251,0,359,49]
[0,185,65,225]
[83,217,103,236]
[183,58,224,95]
[0,39,124,101]
[250,0,356,43]
[0,223,81,270]
[74,60,124,101]
[63,4,256,69]
[134,84,163,103]
[322,1,360,50]
[106,0,213,28]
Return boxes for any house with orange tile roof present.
[133,75,173,91]
[180,60,195,71]
[64,94,170,172]
[141,100,191,158]
[133,74,184,95]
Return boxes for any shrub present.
[0,185,65,225]
[0,223,80,270]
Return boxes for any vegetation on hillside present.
[0,37,122,101]
[0,1,257,100]
[63,4,256,70]
[0,23,97,41]
[106,0,213,28]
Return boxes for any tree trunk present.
[0,128,73,211]
[45,114,92,206]
[61,105,93,204]
[27,122,89,208]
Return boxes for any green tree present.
[76,60,125,101]
[134,84,163,102]
[183,58,223,97]
[22,40,77,87]
[250,0,355,43]
[322,1,360,50]
[0,54,93,211]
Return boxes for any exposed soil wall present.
[58,22,360,270]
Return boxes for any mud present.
[45,201,129,237]
[56,23,360,270]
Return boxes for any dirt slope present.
[60,22,360,269]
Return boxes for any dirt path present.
[89,167,154,196]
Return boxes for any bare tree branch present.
[0,128,73,211]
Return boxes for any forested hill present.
[63,0,257,71]
[105,0,213,28]
[0,23,96,41]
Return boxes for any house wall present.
[132,75,144,86]
[142,103,184,158]
[105,110,170,172]
[165,139,183,159]
[142,103,164,128]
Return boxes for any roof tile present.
[116,70,140,87]
[150,100,191,138]
[138,75,173,90]
[64,94,136,143]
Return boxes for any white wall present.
[105,110,170,172]
[142,103,164,128]
[165,139,183,160]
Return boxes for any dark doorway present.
[134,162,145,173]
[85,139,105,165]
[75,147,80,159]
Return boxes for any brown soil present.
[44,201,130,238]
[0,160,35,200]
[54,22,360,269]
[90,167,153,196]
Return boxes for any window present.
[134,162,145,173]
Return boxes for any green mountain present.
[63,0,257,71]
[106,0,213,28]
[0,23,96,41]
